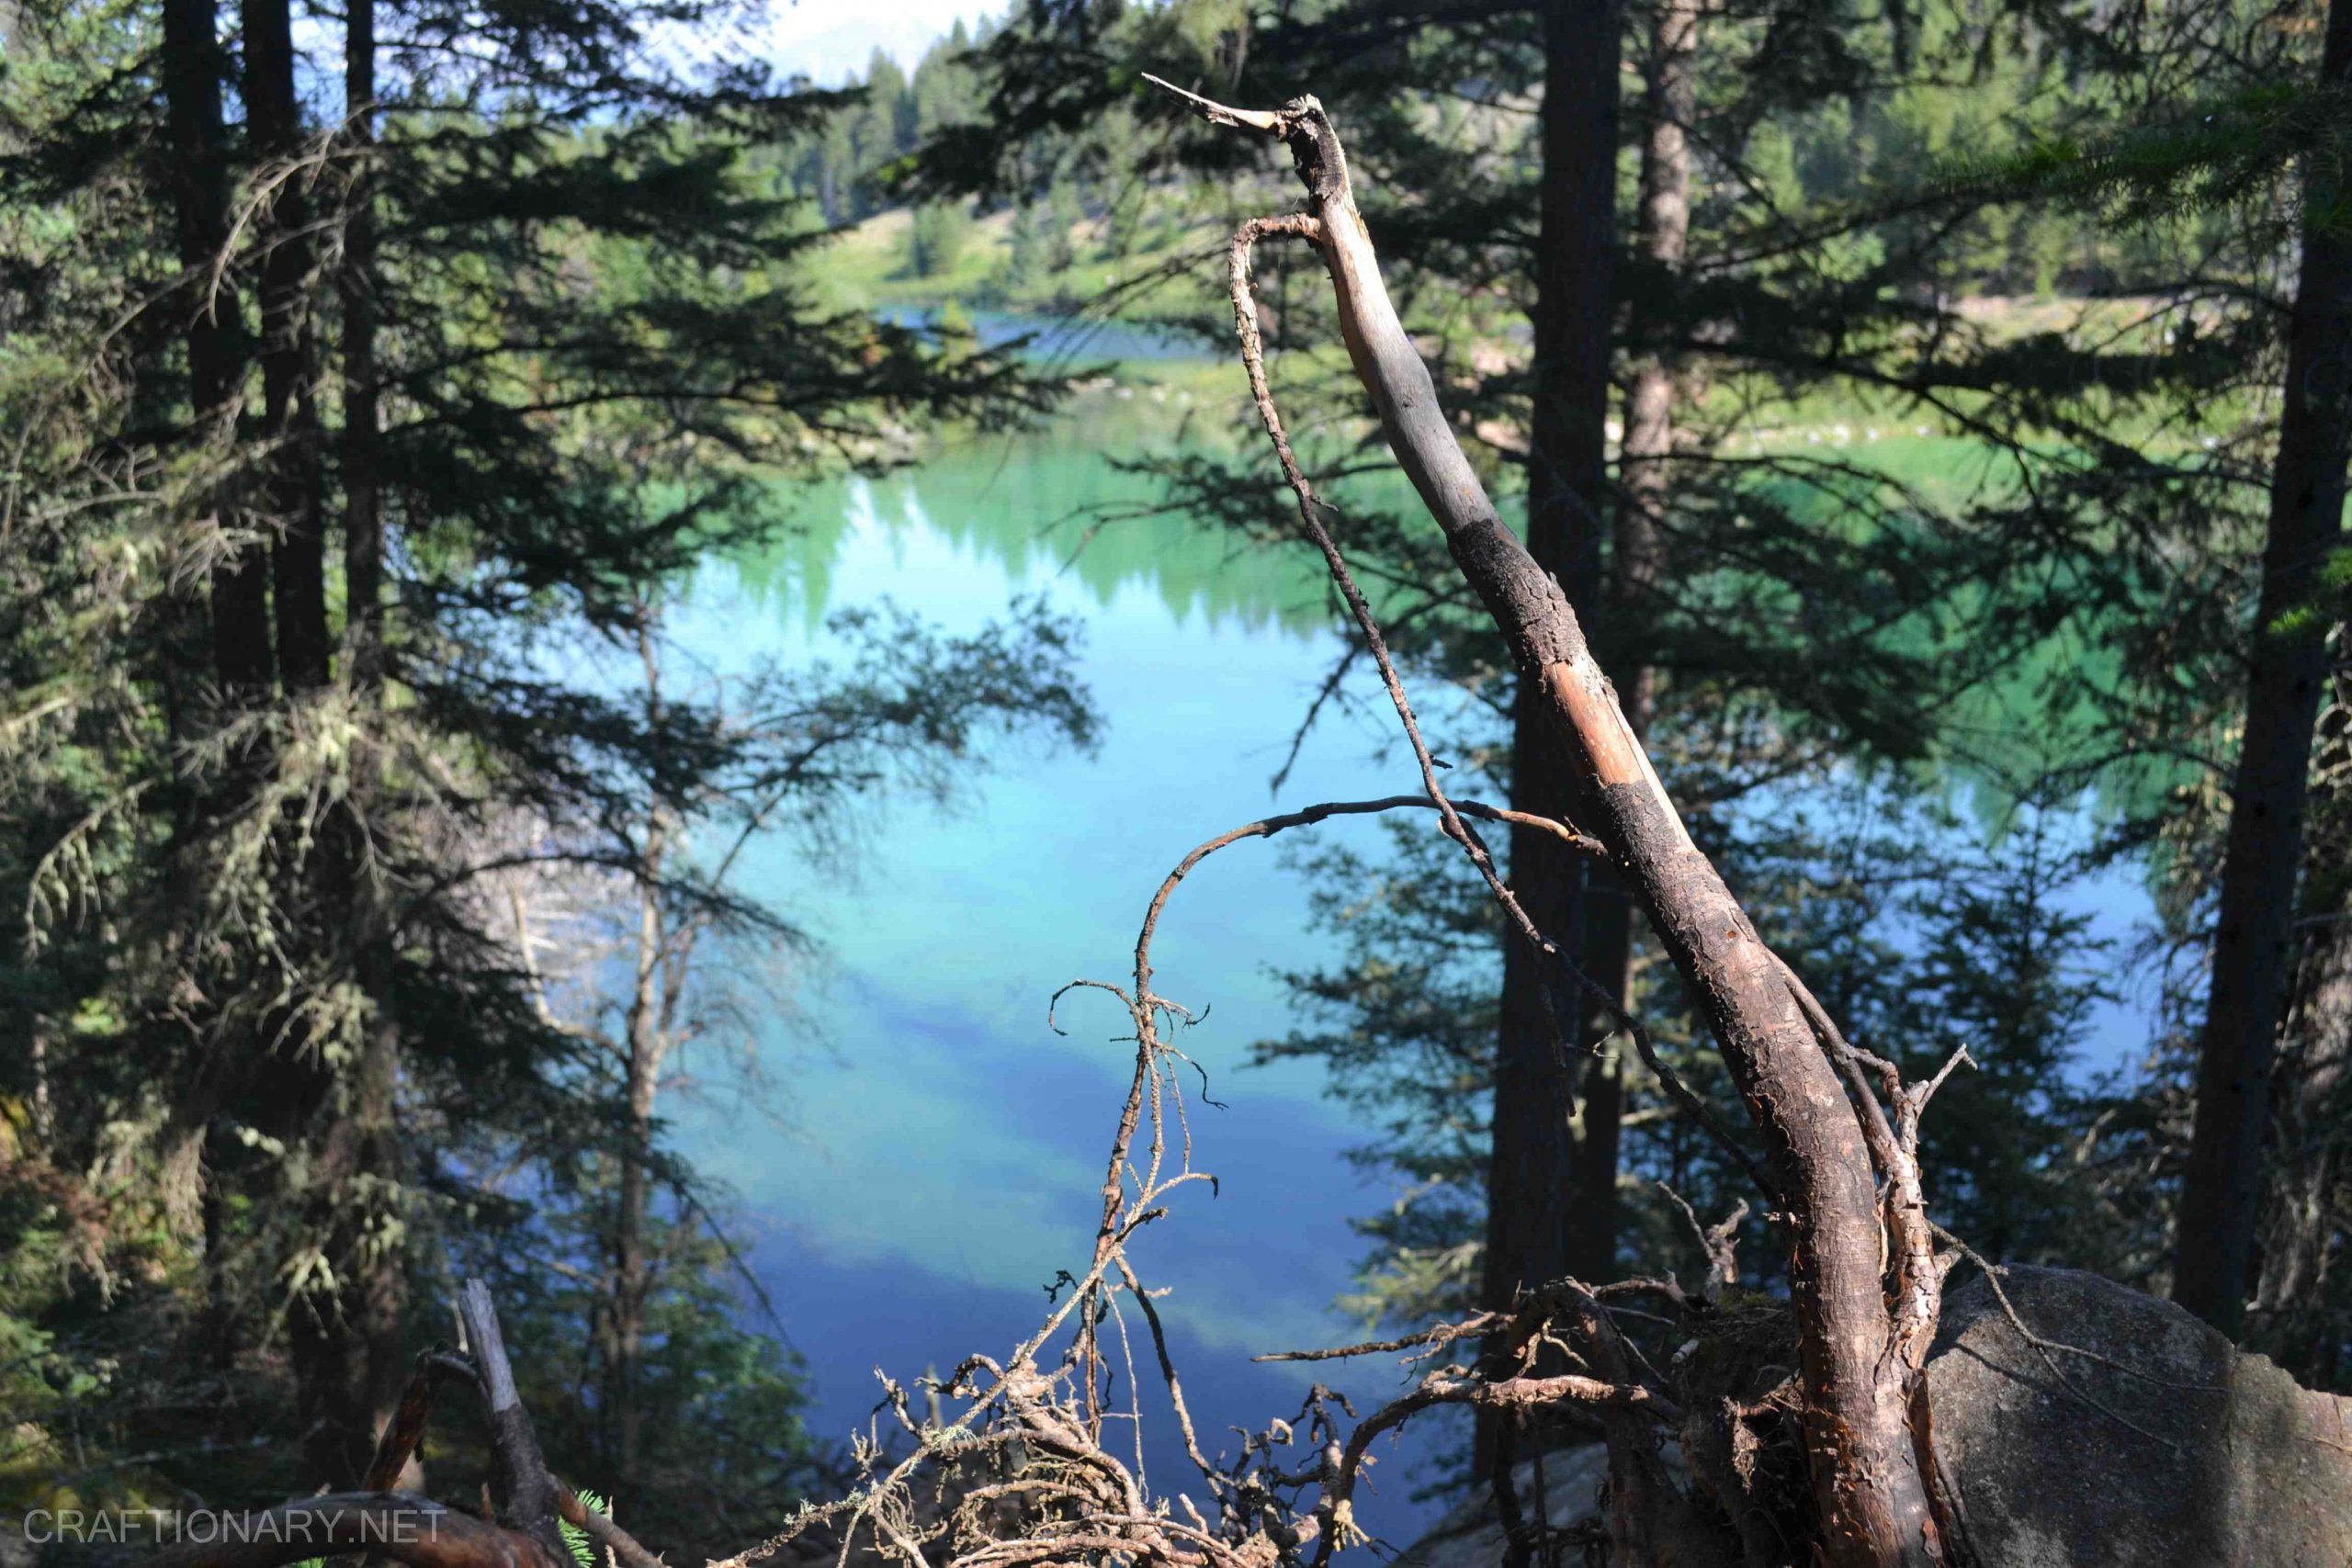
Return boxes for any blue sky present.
[751,0,1007,82]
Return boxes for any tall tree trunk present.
[2251,655,2351,1383]
[247,0,388,1486]
[1562,0,1705,1290]
[158,0,265,1399]
[610,834,663,1490]
[1480,0,1623,1474]
[1210,96,1944,1562]
[286,1021,404,1490]
[2173,0,2352,1337]
[240,0,330,693]
[338,0,413,1481]
[159,0,269,696]
[343,0,386,698]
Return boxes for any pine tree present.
[0,0,1071,1510]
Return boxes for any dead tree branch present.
[1150,74,1945,1568]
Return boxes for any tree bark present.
[277,0,406,1490]
[1563,0,1705,1290]
[2174,0,2352,1338]
[1482,0,1623,1474]
[1197,95,1942,1565]
[287,1019,406,1491]
[158,0,269,696]
[343,0,386,696]
[2252,896,2352,1381]
[2251,656,2351,1382]
[610,819,662,1489]
[240,0,331,693]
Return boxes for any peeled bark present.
[2174,0,2352,1338]
[1182,91,1941,1566]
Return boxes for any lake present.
[666,392,1476,1541]
[662,386,2165,1547]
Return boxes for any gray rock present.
[1926,1264,2352,1567]
[1386,1269,2352,1568]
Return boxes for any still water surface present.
[662,395,2164,1541]
[667,402,1467,1540]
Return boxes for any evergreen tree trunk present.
[1621,0,1697,675]
[1481,0,1623,1477]
[612,838,662,1491]
[239,0,330,694]
[1561,0,1704,1292]
[2174,0,2352,1337]
[159,0,268,695]
[247,0,385,1484]
[2252,660,2351,1382]
[158,0,264,1395]
[343,0,386,697]
[341,0,412,1481]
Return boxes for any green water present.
[667,396,1469,1537]
[662,400,2160,1539]
[726,400,1335,638]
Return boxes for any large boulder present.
[1386,1267,2352,1568]
[1926,1263,2352,1567]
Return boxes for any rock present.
[1926,1264,2352,1567]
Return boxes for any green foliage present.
[907,201,973,278]
[895,0,2339,1379]
[562,1493,610,1568]
[0,0,1087,1527]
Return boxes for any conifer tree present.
[0,0,1078,1511]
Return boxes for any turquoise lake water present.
[662,392,2165,1542]
[665,401,1475,1539]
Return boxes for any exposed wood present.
[361,1350,483,1494]
[1155,78,1942,1568]
[458,1280,570,1566]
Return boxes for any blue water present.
[661,400,2168,1546]
[666,420,1470,1542]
